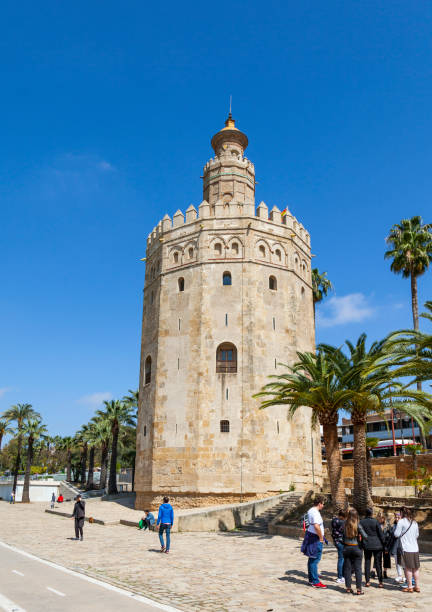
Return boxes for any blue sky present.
[1,1,431,436]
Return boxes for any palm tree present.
[0,419,13,471]
[255,350,350,510]
[89,417,111,491]
[311,268,333,321]
[385,216,432,446]
[322,335,432,514]
[0,419,13,453]
[75,426,90,488]
[385,216,432,331]
[83,423,101,491]
[97,400,136,495]
[2,404,39,493]
[406,443,423,496]
[21,418,47,503]
[60,436,74,482]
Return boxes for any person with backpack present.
[393,506,420,593]
[342,508,368,595]
[360,508,385,588]
[331,509,346,583]
[300,496,327,588]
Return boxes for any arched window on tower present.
[269,276,277,291]
[275,248,281,262]
[216,342,237,373]
[214,243,222,256]
[173,252,179,264]
[145,356,152,385]
[259,245,266,258]
[223,271,232,286]
[178,277,185,292]
[231,242,239,255]
[188,247,194,259]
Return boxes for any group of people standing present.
[302,496,421,595]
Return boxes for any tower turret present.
[203,114,255,207]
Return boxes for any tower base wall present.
[135,490,279,511]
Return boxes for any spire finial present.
[229,95,232,117]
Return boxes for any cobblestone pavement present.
[0,502,431,611]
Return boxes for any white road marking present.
[46,587,65,597]
[0,540,180,611]
[11,571,24,577]
[0,592,27,612]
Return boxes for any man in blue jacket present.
[157,496,174,553]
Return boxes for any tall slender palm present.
[311,268,333,321]
[97,400,136,495]
[2,404,39,493]
[60,436,74,482]
[83,422,101,491]
[89,417,111,491]
[385,216,432,446]
[75,425,90,488]
[21,418,47,503]
[255,350,351,510]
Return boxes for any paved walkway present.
[0,502,430,611]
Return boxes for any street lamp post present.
[391,407,397,457]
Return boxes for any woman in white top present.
[393,506,420,593]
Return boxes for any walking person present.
[331,509,346,584]
[393,506,421,593]
[50,492,56,509]
[300,496,327,588]
[157,496,174,553]
[342,508,367,595]
[360,508,385,588]
[71,494,85,541]
[9,491,15,504]
[390,512,404,583]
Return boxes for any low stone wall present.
[134,490,275,511]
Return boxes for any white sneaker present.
[336,578,345,584]
[394,577,403,583]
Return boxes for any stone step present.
[238,495,302,534]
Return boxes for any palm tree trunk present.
[410,273,428,448]
[86,446,95,490]
[22,436,33,503]
[321,422,347,510]
[12,434,23,494]
[80,444,87,488]
[352,421,373,514]
[66,450,72,482]
[108,424,119,495]
[366,447,373,495]
[99,442,108,491]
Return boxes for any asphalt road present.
[0,542,179,612]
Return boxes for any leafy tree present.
[2,403,39,493]
[255,350,350,510]
[75,425,90,488]
[22,418,47,503]
[97,400,136,495]
[311,268,333,320]
[406,443,423,496]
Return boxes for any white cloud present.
[77,392,112,407]
[97,160,115,172]
[318,293,375,328]
[0,387,12,398]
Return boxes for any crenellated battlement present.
[145,200,310,252]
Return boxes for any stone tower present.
[135,115,322,509]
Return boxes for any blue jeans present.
[335,541,344,579]
[159,524,171,550]
[307,541,323,584]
